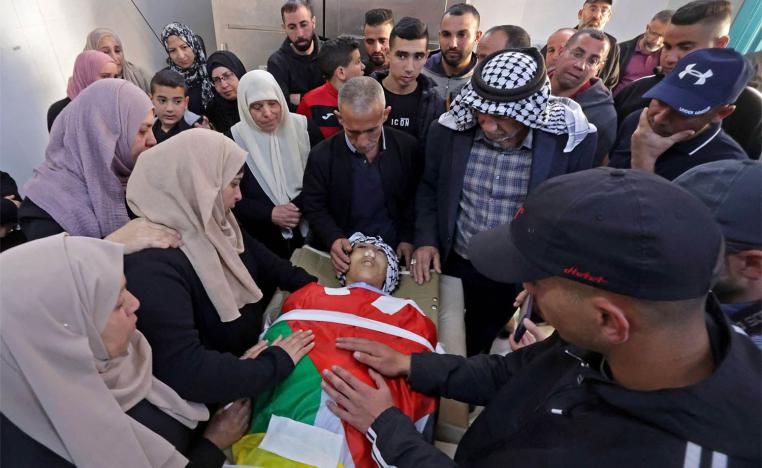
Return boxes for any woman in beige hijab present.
[85,27,152,94]
[0,234,251,468]
[231,70,314,259]
[124,129,315,405]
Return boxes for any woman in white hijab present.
[0,234,251,468]
[230,70,313,259]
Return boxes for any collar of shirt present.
[474,127,533,151]
[344,127,387,155]
[671,122,722,156]
[347,282,388,296]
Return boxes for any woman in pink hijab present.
[22,79,182,255]
[47,50,119,131]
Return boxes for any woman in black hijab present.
[206,51,246,135]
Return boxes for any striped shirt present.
[454,129,533,259]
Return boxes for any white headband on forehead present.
[338,232,400,294]
[438,49,596,152]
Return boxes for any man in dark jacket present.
[321,168,762,468]
[371,17,444,147]
[541,0,620,89]
[421,3,482,108]
[614,0,761,159]
[550,28,617,166]
[613,9,673,95]
[267,0,325,109]
[410,48,597,355]
[302,77,419,273]
[610,48,751,180]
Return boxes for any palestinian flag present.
[233,282,439,467]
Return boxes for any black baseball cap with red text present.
[469,168,722,301]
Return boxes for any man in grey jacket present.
[551,28,617,166]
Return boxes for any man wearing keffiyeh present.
[411,47,598,355]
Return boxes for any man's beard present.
[292,37,312,52]
[442,49,465,67]
[369,53,386,67]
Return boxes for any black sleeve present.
[301,145,346,248]
[366,408,458,468]
[414,122,444,248]
[267,53,291,101]
[397,137,419,245]
[246,234,316,291]
[186,438,226,468]
[234,168,276,226]
[0,198,18,226]
[607,111,639,169]
[126,254,296,403]
[602,42,621,90]
[17,198,65,241]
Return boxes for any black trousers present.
[444,252,517,356]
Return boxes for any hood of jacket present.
[575,77,614,109]
[423,49,478,79]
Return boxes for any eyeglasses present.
[569,49,603,68]
[210,72,236,86]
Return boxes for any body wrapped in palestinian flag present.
[233,282,438,467]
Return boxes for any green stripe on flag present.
[249,321,323,433]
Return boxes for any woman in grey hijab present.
[85,27,152,94]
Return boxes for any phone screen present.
[513,294,534,342]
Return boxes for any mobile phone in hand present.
[513,294,534,343]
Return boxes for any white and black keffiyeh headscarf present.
[439,48,595,153]
[338,232,400,294]
[161,22,214,108]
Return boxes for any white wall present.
[0,0,214,193]
[472,0,742,47]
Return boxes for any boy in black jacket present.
[150,70,205,144]
[321,168,761,467]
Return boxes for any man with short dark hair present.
[371,17,444,145]
[614,9,673,94]
[475,25,531,64]
[421,3,482,107]
[675,160,762,348]
[609,48,751,180]
[362,8,394,76]
[550,28,617,166]
[302,77,419,272]
[562,0,621,89]
[544,28,576,73]
[267,0,324,109]
[320,167,761,467]
[411,49,596,355]
[298,37,365,139]
[614,0,761,159]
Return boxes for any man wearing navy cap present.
[676,160,762,348]
[320,168,761,467]
[609,47,751,180]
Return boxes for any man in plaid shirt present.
[411,48,597,355]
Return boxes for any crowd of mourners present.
[1,0,760,466]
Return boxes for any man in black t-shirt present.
[371,17,444,146]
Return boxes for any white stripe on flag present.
[271,309,435,351]
[711,451,728,468]
[683,441,702,468]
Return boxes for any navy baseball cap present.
[674,160,762,251]
[468,168,723,301]
[644,48,753,117]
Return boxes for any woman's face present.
[166,35,196,70]
[97,35,124,75]
[98,61,119,80]
[249,100,282,133]
[100,276,140,358]
[211,66,240,101]
[130,110,157,162]
[222,170,244,210]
